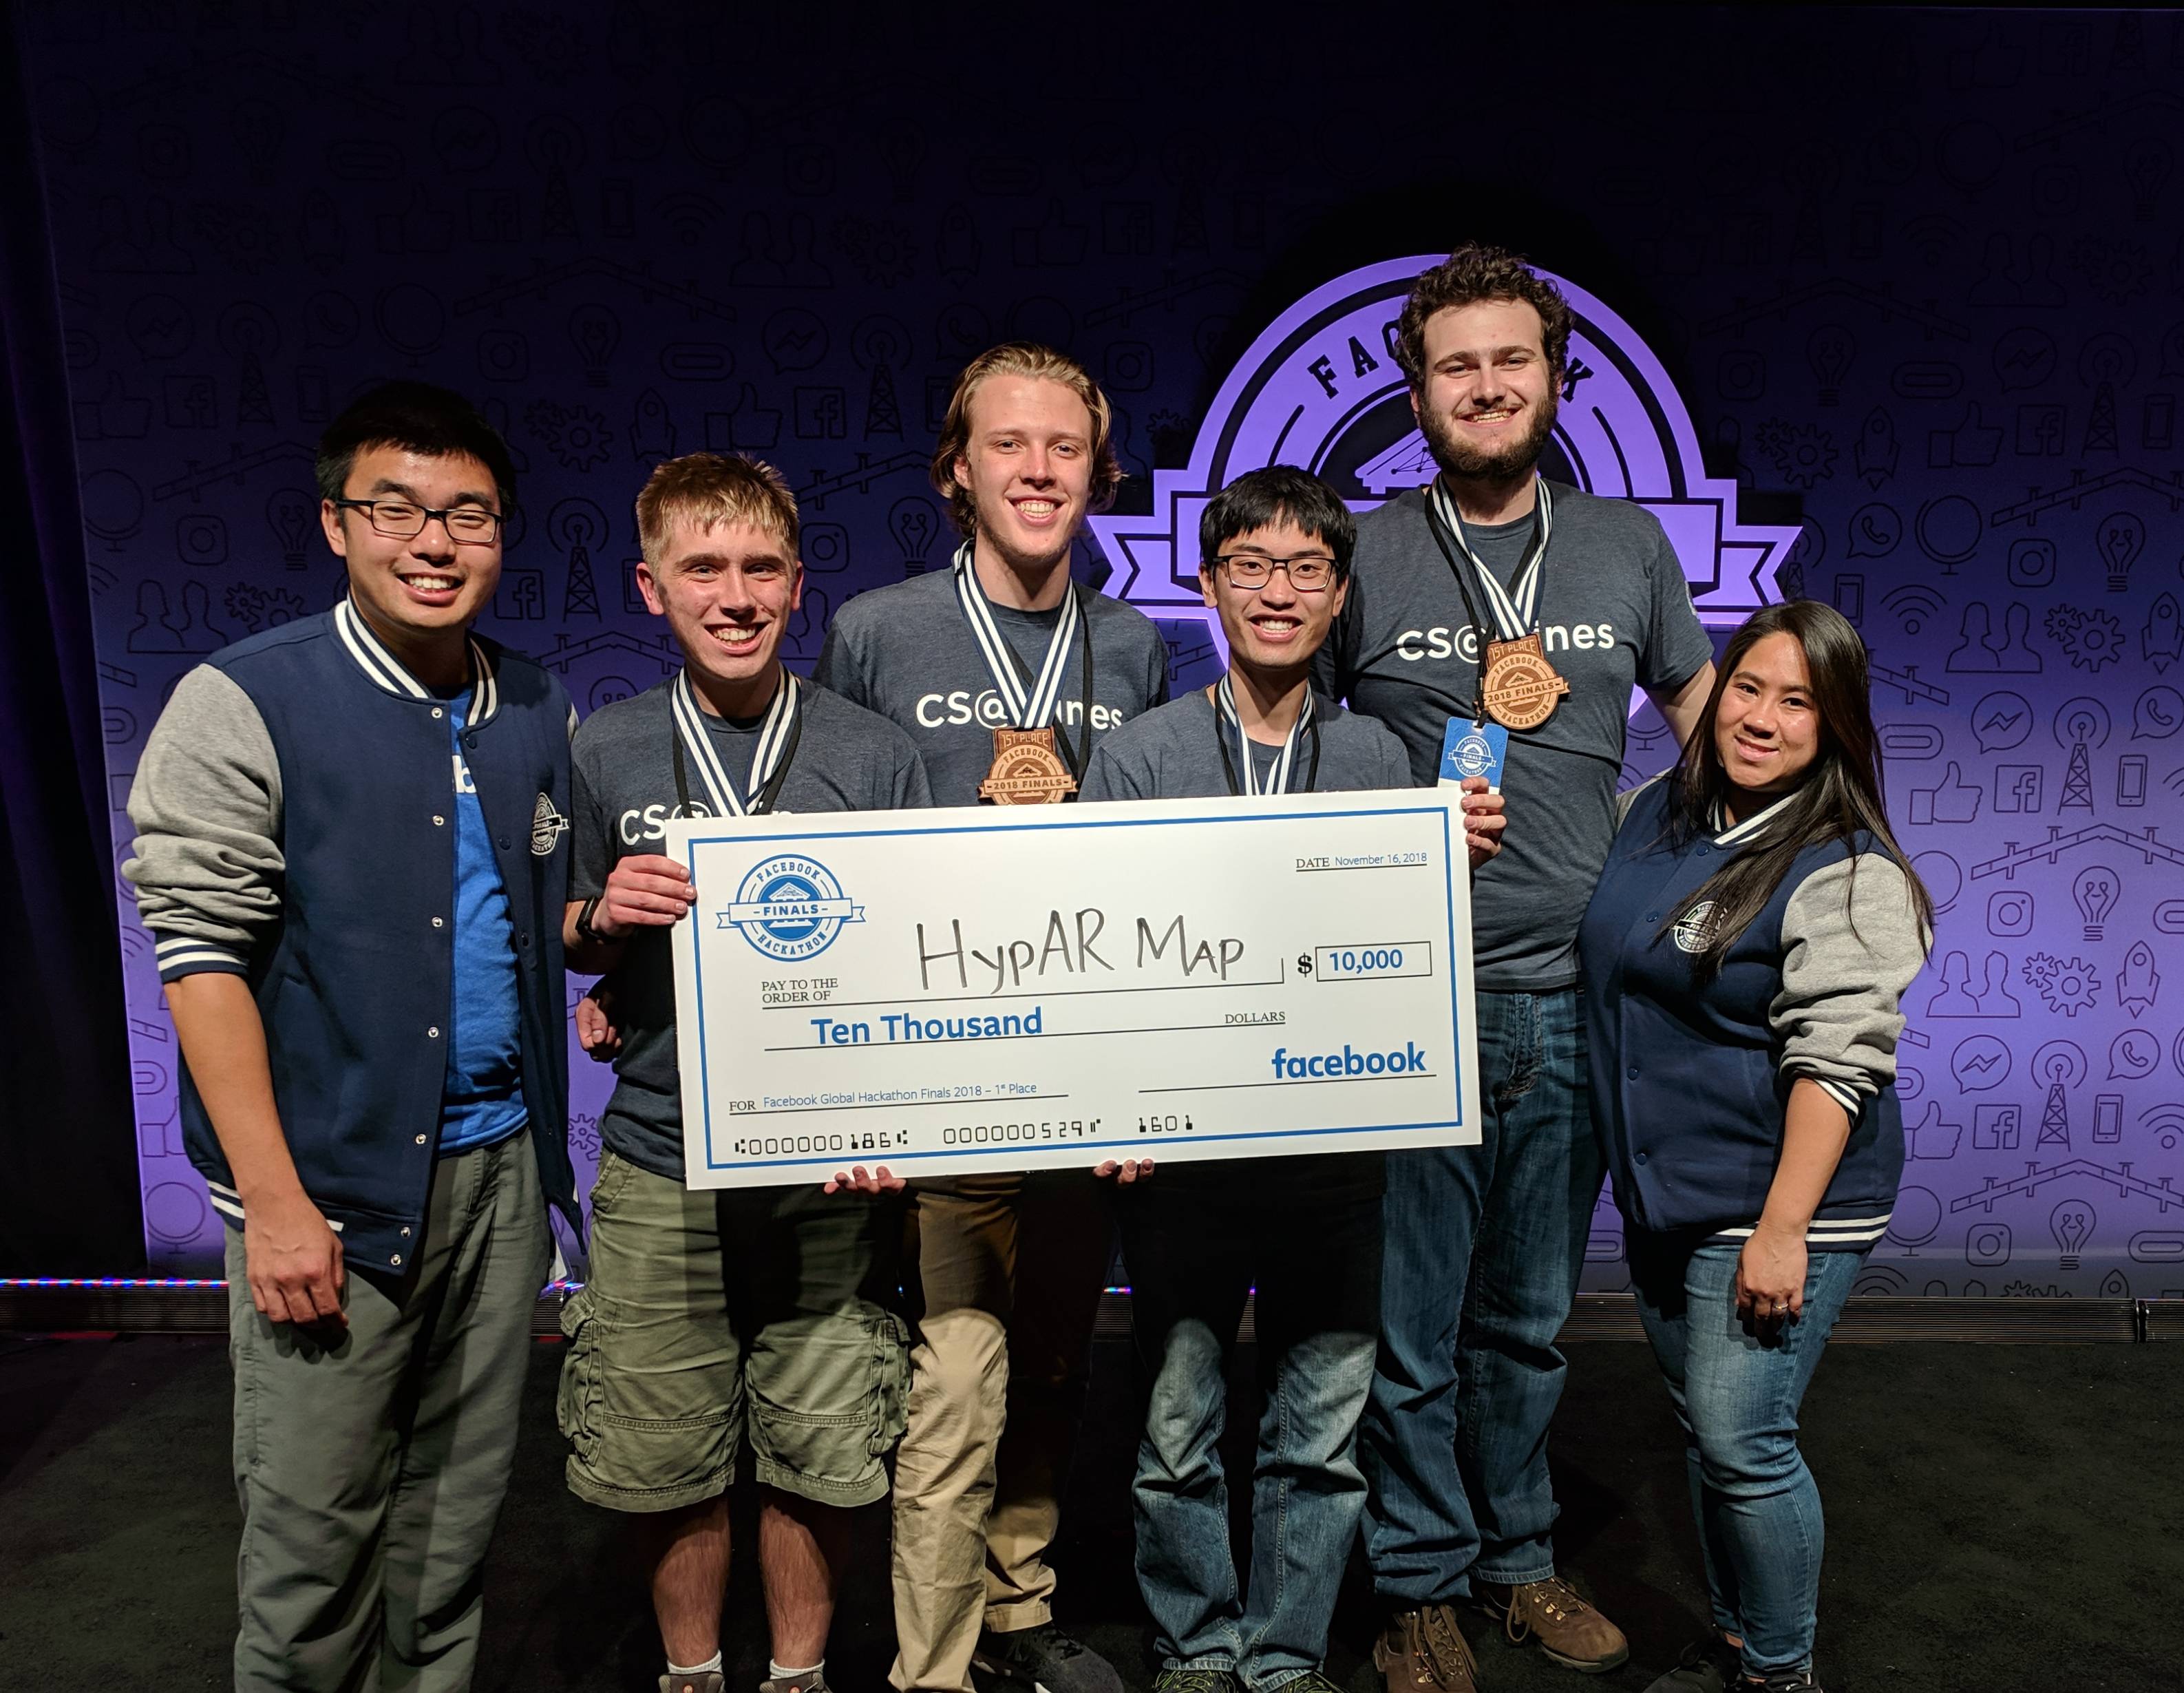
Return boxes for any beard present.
[1419,388,1560,485]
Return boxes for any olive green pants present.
[558,1150,909,1513]
[225,1133,551,1693]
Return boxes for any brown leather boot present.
[1373,1603,1482,1693]
[1474,1576,1630,1673]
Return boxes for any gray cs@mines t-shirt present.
[1313,481,1713,993]
[1079,686,1414,801]
[569,676,931,1180]
[1079,686,1409,1200]
[814,566,1171,807]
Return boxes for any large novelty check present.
[668,790,1479,1188]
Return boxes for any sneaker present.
[1750,1673,1821,1693]
[973,1622,1124,1693]
[759,1675,830,1693]
[1372,1605,1481,1693]
[1474,1576,1630,1673]
[659,1674,725,1693]
[1641,1634,1742,1692]
[1150,1671,1244,1693]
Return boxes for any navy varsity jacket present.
[126,600,577,1271]
[1577,779,1927,1250]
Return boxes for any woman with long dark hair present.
[1577,601,1931,1693]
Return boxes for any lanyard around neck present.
[1213,675,1320,797]
[1423,476,1553,722]
[670,669,803,819]
[953,542,1095,777]
[1427,474,1554,638]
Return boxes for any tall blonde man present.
[815,345,1168,1693]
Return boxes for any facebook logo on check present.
[1271,1043,1428,1080]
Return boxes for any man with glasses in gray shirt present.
[1082,465,1503,1693]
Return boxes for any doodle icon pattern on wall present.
[19,7,2184,1287]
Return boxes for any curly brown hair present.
[1392,244,1573,389]
[929,343,1124,536]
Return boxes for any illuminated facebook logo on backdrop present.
[1089,255,1801,642]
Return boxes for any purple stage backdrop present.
[19,8,2184,1292]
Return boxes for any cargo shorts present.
[558,1149,909,1513]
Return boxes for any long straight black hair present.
[1660,600,1933,978]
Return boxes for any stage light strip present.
[0,1276,229,1288]
[1,1276,1143,1294]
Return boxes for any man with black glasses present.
[127,381,577,1692]
[1080,466,1503,1693]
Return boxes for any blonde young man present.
[559,454,931,1693]
[814,345,1168,1693]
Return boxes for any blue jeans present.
[1627,1233,1861,1679]
[1360,987,1597,1603]
[1119,1159,1382,1690]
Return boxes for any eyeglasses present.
[1213,552,1338,591]
[335,498,504,545]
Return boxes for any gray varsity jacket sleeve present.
[1770,853,1927,1117]
[1613,772,1666,826]
[123,665,286,981]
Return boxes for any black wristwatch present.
[575,894,610,945]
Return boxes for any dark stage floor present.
[1,1332,2177,1693]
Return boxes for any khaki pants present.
[890,1170,1114,1693]
[225,1133,551,1693]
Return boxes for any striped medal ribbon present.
[670,667,802,817]
[952,541,1083,733]
[1214,673,1319,796]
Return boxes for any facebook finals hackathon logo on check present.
[721,854,865,962]
[1088,255,1798,646]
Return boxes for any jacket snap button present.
[401,1226,411,1237]
[432,916,444,928]
[390,1254,403,1266]
[1626,1065,1640,1079]
[433,814,445,827]
[1635,1150,1649,1164]
[427,1025,441,1038]
[1644,912,1658,923]
[415,1134,428,1146]
[430,708,443,720]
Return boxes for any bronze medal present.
[978,726,1079,804]
[1481,633,1569,730]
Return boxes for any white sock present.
[667,1649,724,1677]
[769,1659,824,1685]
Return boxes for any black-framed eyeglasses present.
[334,498,504,545]
[1213,552,1339,592]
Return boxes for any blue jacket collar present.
[1710,788,1797,845]
[333,598,498,725]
